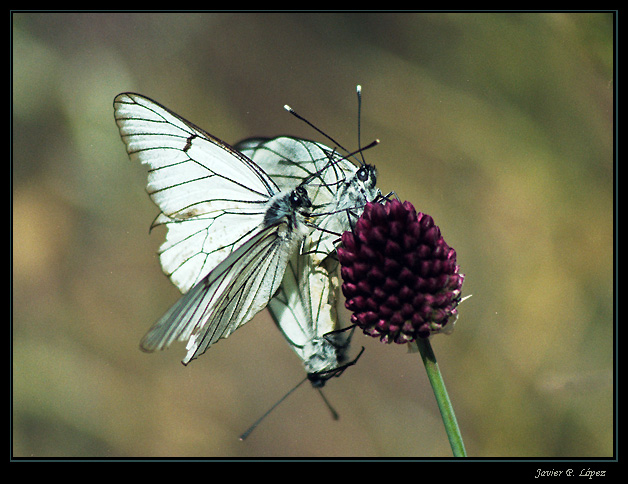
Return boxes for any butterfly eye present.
[357,166,369,182]
[292,186,311,208]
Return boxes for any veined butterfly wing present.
[141,218,308,364]
[114,93,312,364]
[115,93,278,294]
[268,249,351,386]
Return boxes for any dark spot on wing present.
[184,134,197,152]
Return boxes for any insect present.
[114,93,316,365]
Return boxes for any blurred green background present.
[12,12,614,458]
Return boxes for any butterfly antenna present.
[286,86,378,178]
[284,104,349,155]
[356,85,366,165]
[317,389,339,420]
[239,376,309,441]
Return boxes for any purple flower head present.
[337,200,465,344]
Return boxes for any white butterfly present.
[114,93,315,365]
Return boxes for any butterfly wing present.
[234,137,344,203]
[267,249,352,385]
[140,223,301,364]
[114,93,278,293]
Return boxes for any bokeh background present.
[13,12,614,458]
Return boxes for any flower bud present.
[337,200,465,344]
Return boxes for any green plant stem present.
[416,337,467,457]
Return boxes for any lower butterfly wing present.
[156,212,262,294]
[141,223,296,364]
[114,93,277,293]
[268,249,351,386]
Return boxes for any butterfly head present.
[339,163,380,209]
[263,186,313,232]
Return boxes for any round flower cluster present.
[337,200,464,344]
